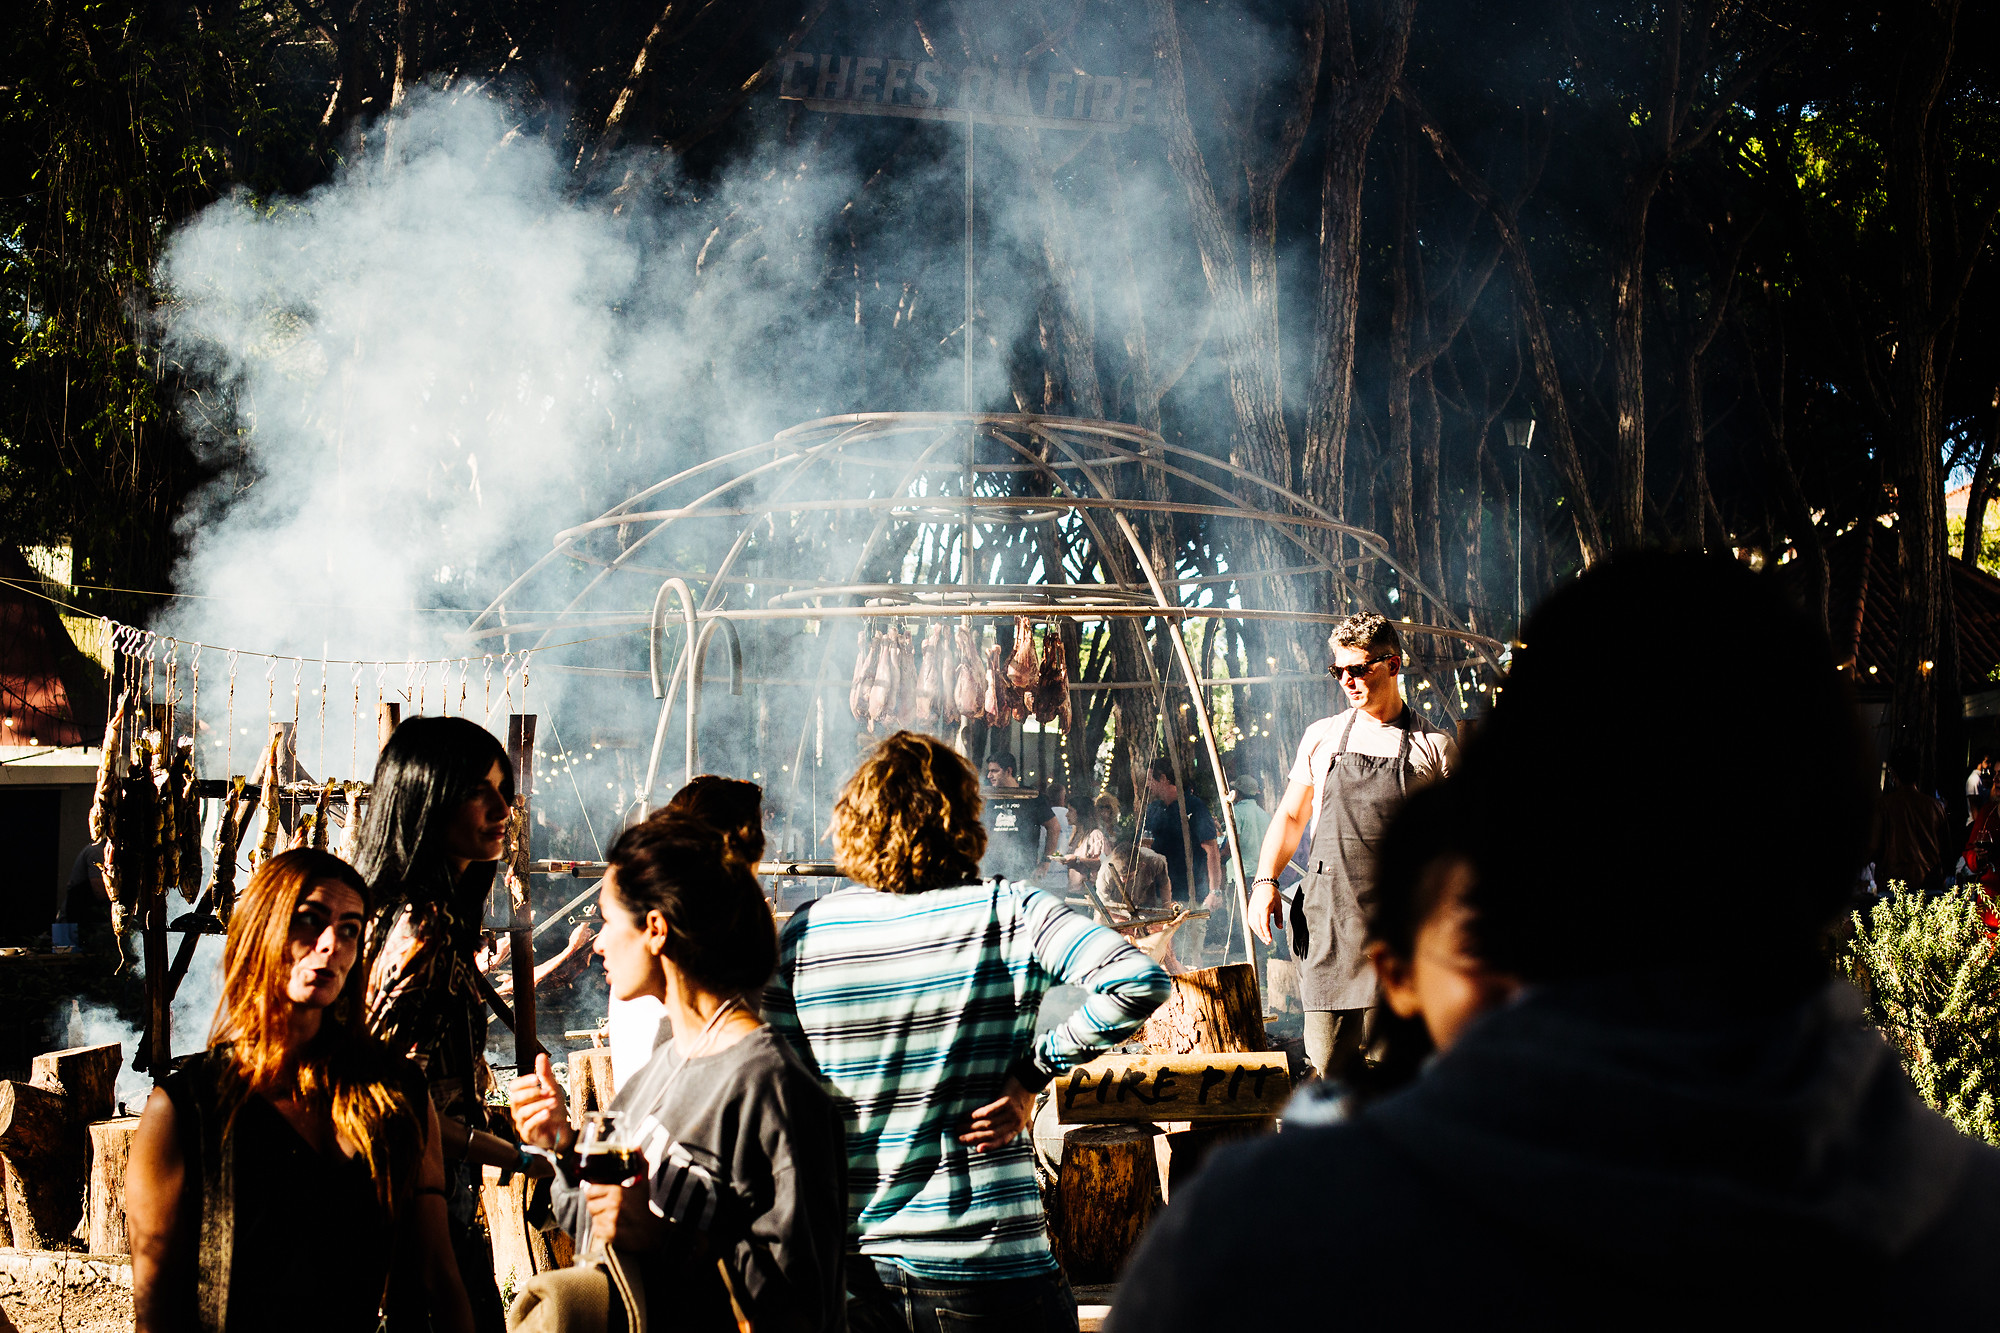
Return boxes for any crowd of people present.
[120,553,1999,1330]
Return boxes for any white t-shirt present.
[607,994,669,1091]
[1287,705,1455,831]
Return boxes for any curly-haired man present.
[765,731,1169,1331]
[1247,611,1454,1080]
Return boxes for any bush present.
[1842,888,2000,1145]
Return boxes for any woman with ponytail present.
[508,812,846,1332]
[127,849,474,1332]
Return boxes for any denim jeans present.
[847,1259,1079,1333]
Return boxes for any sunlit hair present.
[352,715,513,912]
[1330,611,1401,657]
[1090,791,1121,831]
[663,775,766,865]
[832,731,986,893]
[209,848,426,1216]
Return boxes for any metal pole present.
[1515,453,1524,640]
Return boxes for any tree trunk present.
[1961,406,1998,567]
[30,1044,121,1125]
[1887,0,1965,801]
[1141,963,1267,1054]
[1609,172,1662,549]
[1301,0,1418,523]
[1051,1124,1160,1283]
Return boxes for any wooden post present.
[377,701,402,759]
[145,859,171,1077]
[1141,962,1268,1055]
[1051,1124,1160,1283]
[86,1116,141,1253]
[566,1049,616,1125]
[507,715,537,1076]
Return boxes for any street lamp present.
[1503,416,1536,642]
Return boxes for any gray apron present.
[1288,707,1415,1011]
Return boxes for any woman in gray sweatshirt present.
[510,813,846,1332]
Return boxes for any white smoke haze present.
[150,12,1299,826]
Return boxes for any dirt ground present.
[0,1283,131,1333]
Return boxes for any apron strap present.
[1325,705,1419,793]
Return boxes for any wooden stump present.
[86,1117,140,1253]
[1156,1118,1275,1203]
[1142,963,1267,1055]
[1051,1124,1160,1284]
[32,1045,122,1124]
[567,1049,616,1126]
[0,1081,84,1248]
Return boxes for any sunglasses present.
[1327,654,1397,682]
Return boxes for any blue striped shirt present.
[764,880,1171,1281]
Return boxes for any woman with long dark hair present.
[354,715,530,1330]
[126,849,474,1332]
[509,814,846,1331]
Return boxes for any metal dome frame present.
[466,412,1504,967]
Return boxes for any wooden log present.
[0,1081,85,1248]
[1141,962,1267,1055]
[566,1049,615,1127]
[1155,1118,1274,1203]
[86,1116,140,1254]
[1051,1124,1160,1284]
[377,702,402,757]
[31,1044,122,1124]
[1055,1052,1291,1124]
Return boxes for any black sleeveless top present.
[161,1049,426,1331]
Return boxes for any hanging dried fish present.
[251,732,283,868]
[312,780,335,851]
[88,694,126,845]
[866,629,900,730]
[207,777,249,926]
[171,738,202,901]
[891,629,919,726]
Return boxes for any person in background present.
[1283,780,1517,1126]
[1060,792,1122,889]
[1876,746,1949,896]
[1205,773,1273,959]
[1140,758,1220,912]
[1246,613,1454,1081]
[604,775,768,1089]
[127,849,474,1333]
[768,731,1170,1332]
[353,716,535,1331]
[1966,752,1993,823]
[1044,776,1075,855]
[1112,552,2000,1329]
[981,751,1060,884]
[509,815,845,1331]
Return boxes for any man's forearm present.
[1255,810,1308,882]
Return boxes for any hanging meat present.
[1032,626,1072,731]
[849,629,881,724]
[1004,616,1040,691]
[864,628,904,731]
[913,626,944,726]
[894,629,920,726]
[952,624,983,719]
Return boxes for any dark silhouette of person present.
[1112,552,2000,1329]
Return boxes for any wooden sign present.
[1056,1052,1290,1124]
[778,52,1150,133]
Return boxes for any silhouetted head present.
[1457,552,1870,1001]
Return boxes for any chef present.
[1247,612,1455,1080]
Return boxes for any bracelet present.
[462,1119,476,1155]
[1252,876,1281,890]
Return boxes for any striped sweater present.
[764,880,1171,1281]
